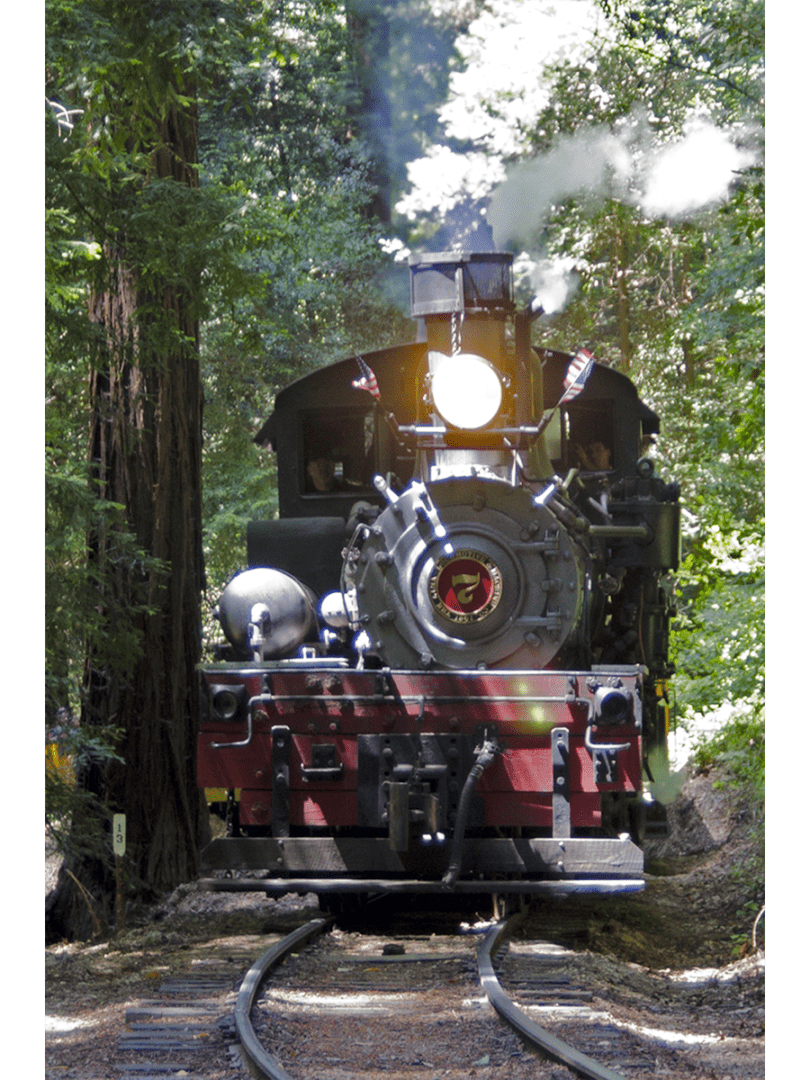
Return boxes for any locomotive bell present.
[215,567,318,660]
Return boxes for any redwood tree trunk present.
[346,0,391,223]
[47,95,207,942]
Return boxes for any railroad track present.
[112,949,253,1078]
[479,919,653,1079]
[236,911,657,1079]
[99,902,759,1078]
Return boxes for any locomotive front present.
[197,251,679,904]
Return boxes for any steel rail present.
[200,877,645,897]
[234,917,332,1080]
[477,918,629,1080]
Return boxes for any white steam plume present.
[513,253,581,315]
[488,117,758,249]
[639,120,756,218]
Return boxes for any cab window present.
[300,408,377,495]
[562,400,615,473]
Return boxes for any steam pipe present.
[588,523,653,542]
[514,309,533,431]
[443,735,500,889]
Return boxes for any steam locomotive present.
[197,251,679,906]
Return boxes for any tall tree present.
[46,0,249,940]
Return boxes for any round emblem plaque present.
[428,549,503,624]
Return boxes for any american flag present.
[559,348,595,405]
[352,356,381,400]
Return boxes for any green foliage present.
[669,511,764,832]
[693,710,764,807]
[45,476,152,713]
[595,0,764,116]
[691,707,765,945]
[45,462,167,867]
[46,725,125,862]
[671,522,764,715]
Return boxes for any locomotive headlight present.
[593,685,633,725]
[431,353,503,430]
[210,683,247,722]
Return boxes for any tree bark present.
[47,92,207,942]
[346,0,392,223]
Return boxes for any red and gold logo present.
[429,549,503,623]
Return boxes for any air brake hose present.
[443,735,500,889]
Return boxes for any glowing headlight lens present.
[431,353,503,430]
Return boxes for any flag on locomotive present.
[351,355,381,400]
[559,348,595,404]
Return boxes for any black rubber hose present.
[443,737,499,888]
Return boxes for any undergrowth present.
[693,712,765,954]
